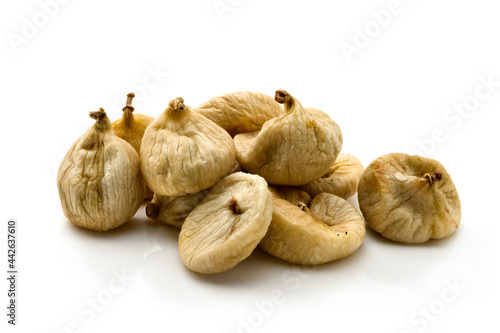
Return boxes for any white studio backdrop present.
[1,0,499,332]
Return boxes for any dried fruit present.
[269,186,312,206]
[112,92,156,199]
[140,97,236,196]
[357,153,461,243]
[178,172,273,274]
[145,190,209,229]
[259,193,365,265]
[195,92,284,137]
[299,153,364,199]
[112,92,155,153]
[234,89,343,186]
[57,109,145,231]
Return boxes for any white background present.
[1,0,499,332]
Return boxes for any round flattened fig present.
[299,153,364,199]
[234,90,343,186]
[178,172,273,274]
[57,109,145,231]
[112,92,156,199]
[195,92,284,137]
[357,153,461,244]
[259,193,365,265]
[140,97,237,196]
[145,190,209,229]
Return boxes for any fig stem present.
[168,97,186,113]
[122,92,135,112]
[228,197,241,214]
[89,108,112,131]
[146,202,158,218]
[424,172,442,186]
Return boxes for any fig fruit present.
[178,172,273,274]
[259,193,365,265]
[195,91,284,137]
[357,153,461,243]
[112,92,155,199]
[140,97,236,196]
[299,153,364,199]
[57,109,145,231]
[234,89,343,186]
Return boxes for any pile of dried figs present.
[57,90,461,274]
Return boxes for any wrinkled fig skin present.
[57,109,145,231]
[269,186,312,206]
[259,194,366,265]
[358,153,461,244]
[140,97,237,196]
[179,172,273,274]
[234,90,343,186]
[112,92,155,199]
[146,190,209,229]
[195,92,284,137]
[299,153,364,199]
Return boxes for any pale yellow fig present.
[112,92,155,153]
[358,153,461,244]
[234,90,343,186]
[112,92,155,199]
[299,153,364,199]
[57,109,145,231]
[195,91,284,136]
[179,172,273,274]
[268,186,312,206]
[140,97,237,196]
[145,190,209,229]
[259,193,365,265]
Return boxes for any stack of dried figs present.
[57,90,461,274]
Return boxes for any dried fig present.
[178,172,273,274]
[140,97,236,196]
[299,153,364,199]
[112,92,155,199]
[195,91,284,136]
[259,193,365,265]
[57,109,145,231]
[234,90,343,186]
[145,190,209,229]
[269,186,312,206]
[112,92,155,153]
[357,153,461,243]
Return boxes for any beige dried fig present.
[195,92,284,137]
[259,193,365,265]
[112,92,155,199]
[145,190,209,229]
[178,172,273,274]
[140,97,236,196]
[269,186,312,206]
[57,109,145,231]
[112,92,155,153]
[357,153,461,243]
[299,153,364,199]
[234,90,343,186]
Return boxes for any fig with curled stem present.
[57,108,145,231]
[357,153,461,243]
[140,97,237,196]
[112,92,155,199]
[234,90,342,186]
